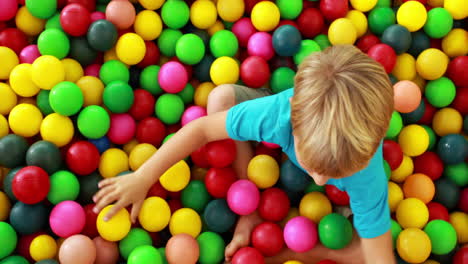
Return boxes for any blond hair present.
[291,45,394,178]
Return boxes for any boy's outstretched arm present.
[93,111,230,222]
[361,230,396,264]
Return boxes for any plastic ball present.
[350,0,377,12]
[203,198,237,233]
[204,167,237,198]
[105,0,135,30]
[345,10,367,37]
[227,179,260,215]
[82,204,99,237]
[175,34,205,65]
[381,25,411,55]
[61,58,83,82]
[413,152,443,181]
[129,143,156,171]
[161,0,189,29]
[444,163,468,187]
[0,0,18,21]
[408,31,431,58]
[272,25,301,57]
[29,234,57,262]
[423,8,453,39]
[158,61,188,94]
[169,208,201,238]
[129,89,155,121]
[190,0,217,29]
[368,44,397,74]
[432,108,462,137]
[403,173,435,204]
[450,212,468,243]
[388,181,404,212]
[392,53,416,81]
[396,198,429,228]
[209,30,238,58]
[453,247,468,264]
[416,48,449,80]
[276,0,302,19]
[231,247,264,264]
[59,235,96,264]
[15,6,46,36]
[397,1,427,32]
[0,47,18,80]
[270,67,295,94]
[66,140,100,176]
[442,29,468,58]
[297,8,324,39]
[425,77,457,109]
[397,228,431,263]
[325,185,350,206]
[293,39,321,65]
[49,201,85,237]
[280,159,311,192]
[138,197,170,233]
[240,56,270,88]
[60,3,91,37]
[251,222,284,257]
[116,33,146,65]
[424,220,457,255]
[259,188,290,222]
[128,245,163,264]
[37,28,70,59]
[0,28,29,55]
[231,18,256,48]
[181,180,210,213]
[251,1,280,31]
[40,113,74,147]
[283,216,317,253]
[434,178,461,212]
[444,0,468,19]
[47,170,79,204]
[210,56,239,85]
[25,140,61,175]
[87,20,118,52]
[179,106,205,127]
[299,192,332,223]
[159,160,190,192]
[101,81,133,114]
[0,83,17,116]
[9,202,48,235]
[136,117,166,147]
[12,166,49,204]
[107,114,136,145]
[196,232,225,264]
[319,0,348,21]
[398,124,429,157]
[393,80,421,113]
[427,202,449,221]
[98,148,128,178]
[217,0,244,22]
[318,213,353,250]
[386,112,403,139]
[119,228,152,260]
[96,205,131,242]
[205,139,236,168]
[10,64,41,97]
[49,81,84,116]
[437,134,468,165]
[93,236,119,264]
[134,10,162,41]
[328,18,357,45]
[0,222,17,259]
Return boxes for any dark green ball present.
[280,159,311,192]
[464,116,468,134]
[401,99,425,124]
[9,202,48,235]
[0,256,29,264]
[26,140,62,175]
[36,260,59,264]
[0,135,28,169]
[177,84,194,105]
[36,90,54,115]
[87,19,118,52]
[408,31,431,58]
[3,167,23,202]
[129,67,142,90]
[433,178,460,210]
[437,134,468,165]
[388,74,398,85]
[78,172,102,204]
[194,54,215,82]
[443,163,468,187]
[203,199,237,233]
[69,37,98,67]
[381,25,412,54]
[181,180,211,213]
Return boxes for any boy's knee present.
[207,84,236,114]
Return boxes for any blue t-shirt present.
[226,88,391,239]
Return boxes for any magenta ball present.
[181,106,207,126]
[227,179,260,215]
[283,216,318,253]
[84,64,101,77]
[0,0,17,21]
[19,45,41,64]
[459,188,468,213]
[232,17,256,48]
[262,142,280,149]
[107,113,136,145]
[248,32,274,61]
[90,11,106,22]
[158,61,188,94]
[50,201,86,238]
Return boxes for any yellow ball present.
[97,205,132,242]
[99,148,129,178]
[328,18,357,45]
[0,47,19,80]
[0,115,8,139]
[217,0,244,22]
[8,104,43,137]
[299,192,332,223]
[251,1,280,32]
[76,76,104,107]
[123,138,139,155]
[61,58,83,83]
[444,0,468,19]
[134,10,163,41]
[412,74,426,93]
[30,234,57,261]
[280,207,299,228]
[391,155,414,183]
[442,29,468,58]
[397,1,427,32]
[10,64,41,97]
[350,0,377,12]
[190,0,218,29]
[0,83,17,115]
[398,125,429,157]
[392,53,416,81]
[416,48,449,81]
[345,10,367,38]
[15,6,46,36]
[116,33,146,65]
[450,212,468,243]
[210,56,239,85]
[207,20,225,36]
[0,191,11,221]
[284,261,304,264]
[139,196,171,232]
[396,198,429,229]
[247,155,279,189]
[422,260,440,264]
[31,55,66,90]
[169,208,202,238]
[432,108,462,137]
[427,0,443,7]
[194,82,215,107]
[160,160,190,192]
[397,228,431,263]
[139,0,165,10]
[129,143,157,171]
[40,113,74,147]
[388,181,404,213]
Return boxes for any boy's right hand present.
[92,171,153,223]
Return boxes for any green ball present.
[318,213,353,250]
[197,232,225,264]
[209,30,238,58]
[305,181,325,193]
[408,31,431,58]
[3,167,23,202]
[422,125,437,150]
[45,12,62,30]
[223,21,234,30]
[0,256,29,264]
[181,180,211,213]
[155,94,185,125]
[26,140,62,175]
[383,160,391,180]
[368,8,395,35]
[36,90,54,115]
[434,178,460,210]
[424,8,453,39]
[37,29,70,59]
[0,134,28,169]
[95,3,107,12]
[444,162,468,187]
[103,81,134,113]
[162,133,175,144]
[140,65,163,96]
[276,0,302,19]
[177,84,194,104]
[49,81,84,116]
[47,170,80,204]
[158,248,168,264]
[375,0,391,7]
[120,228,153,260]
[26,0,56,19]
[176,34,205,65]
[161,0,189,29]
[401,99,425,124]
[386,111,403,138]
[100,60,130,85]
[270,67,295,94]
[78,172,101,204]
[128,245,163,264]
[293,40,321,65]
[424,220,457,255]
[313,34,331,50]
[425,77,456,108]
[158,29,183,57]
[0,222,17,259]
[390,219,402,249]
[77,106,111,139]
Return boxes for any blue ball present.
[272,25,302,57]
[437,134,468,165]
[88,136,110,154]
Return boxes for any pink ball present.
[59,235,96,264]
[181,106,207,126]
[227,179,260,215]
[50,201,86,238]
[248,32,275,61]
[283,216,318,253]
[0,0,17,21]
[93,236,119,264]
[19,45,41,64]
[84,64,101,77]
[232,17,256,48]
[107,113,136,145]
[91,11,106,22]
[158,61,188,94]
[262,142,281,149]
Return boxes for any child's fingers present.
[98,177,118,188]
[130,200,143,223]
[93,191,118,215]
[92,185,115,204]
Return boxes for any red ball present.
[205,167,238,198]
[255,143,282,163]
[138,41,160,68]
[60,3,91,37]
[318,260,337,264]
[147,181,168,200]
[413,151,444,181]
[459,188,468,213]
[129,89,155,121]
[319,0,348,21]
[17,232,46,262]
[82,204,99,237]
[325,185,350,206]
[450,86,468,116]
[166,123,181,135]
[367,44,396,73]
[429,38,442,50]
[258,188,290,222]
[67,0,96,12]
[0,28,29,54]
[356,34,381,53]
[12,166,50,204]
[245,0,265,14]
[240,56,271,88]
[297,8,324,38]
[190,145,210,168]
[251,222,284,257]
[232,247,265,264]
[427,202,449,221]
[168,199,183,214]
[453,247,468,264]
[447,56,468,87]
[168,190,181,199]
[205,139,237,168]
[136,117,166,147]
[276,20,298,30]
[383,140,403,170]
[418,98,437,125]
[66,141,100,176]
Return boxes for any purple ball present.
[158,61,188,94]
[227,179,260,215]
[50,201,86,238]
[283,216,318,253]
[107,113,136,145]
[181,106,207,126]
[19,45,41,64]
[248,32,274,61]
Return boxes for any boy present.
[93,45,395,263]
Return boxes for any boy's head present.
[291,44,394,183]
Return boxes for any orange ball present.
[105,0,136,30]
[393,80,422,113]
[165,234,199,264]
[403,173,435,204]
[93,236,119,264]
